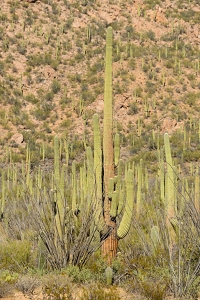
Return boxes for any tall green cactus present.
[99,27,134,263]
[101,26,116,262]
[164,133,176,221]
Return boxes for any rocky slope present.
[0,0,199,162]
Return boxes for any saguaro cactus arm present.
[117,169,134,239]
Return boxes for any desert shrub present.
[128,58,136,70]
[4,181,104,271]
[139,278,167,300]
[27,53,54,67]
[185,92,199,107]
[27,53,44,67]
[60,119,72,129]
[0,27,4,40]
[183,150,200,162]
[0,240,32,272]
[60,95,71,106]
[0,281,13,298]
[146,30,155,41]
[51,79,61,94]
[16,275,40,296]
[33,102,54,120]
[62,265,93,283]
[42,274,73,300]
[128,102,138,115]
[80,284,121,300]
[0,61,4,76]
[45,91,54,102]
[52,3,60,14]
[0,270,18,284]
[144,0,160,9]
[50,59,60,70]
[25,94,38,104]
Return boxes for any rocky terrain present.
[0,0,199,162]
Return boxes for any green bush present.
[51,79,61,94]
[45,91,54,102]
[63,265,93,283]
[185,92,199,107]
[25,94,38,104]
[128,102,138,115]
[0,240,32,272]
[128,58,136,70]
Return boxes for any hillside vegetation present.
[0,1,200,299]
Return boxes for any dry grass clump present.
[0,281,14,299]
[15,274,40,296]
[41,274,74,300]
[79,283,121,300]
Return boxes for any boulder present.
[10,133,24,145]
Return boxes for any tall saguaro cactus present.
[102,26,116,261]
[99,27,134,263]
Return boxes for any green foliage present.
[185,92,199,107]
[27,52,56,67]
[25,94,39,104]
[51,79,61,94]
[33,102,54,120]
[146,30,155,41]
[183,149,200,162]
[45,91,54,101]
[0,240,32,272]
[144,0,161,9]
[179,9,200,24]
[0,270,18,284]
[62,265,93,283]
[128,58,136,70]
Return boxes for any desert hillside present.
[0,0,199,164]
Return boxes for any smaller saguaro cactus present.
[164,133,176,221]
[105,266,113,285]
